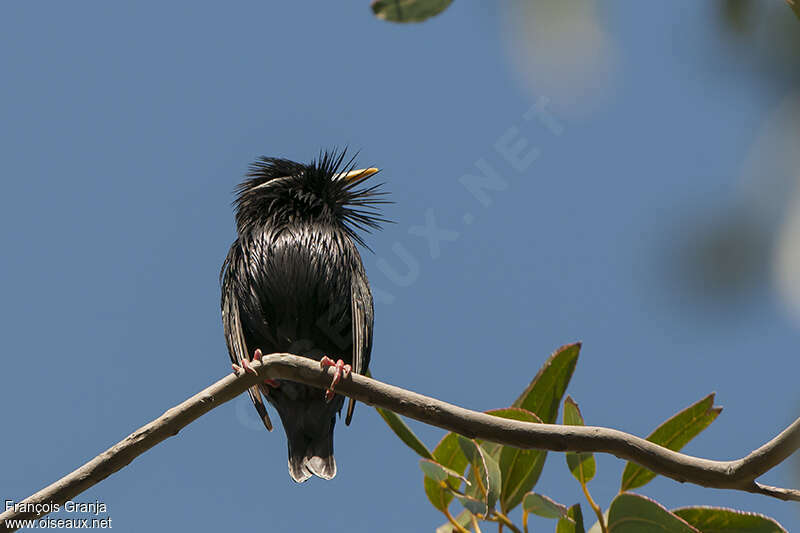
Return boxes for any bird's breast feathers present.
[236,223,361,354]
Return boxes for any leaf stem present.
[471,514,483,533]
[473,467,487,498]
[444,508,471,533]
[581,481,607,533]
[491,511,521,533]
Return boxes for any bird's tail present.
[287,427,337,483]
[266,382,341,483]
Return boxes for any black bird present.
[220,150,386,482]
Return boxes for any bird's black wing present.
[345,267,374,425]
[221,243,273,431]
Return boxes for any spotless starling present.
[221,150,386,482]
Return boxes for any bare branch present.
[1,353,798,532]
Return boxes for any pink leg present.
[251,349,280,387]
[232,349,263,376]
[320,356,352,402]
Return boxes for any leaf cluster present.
[375,343,787,533]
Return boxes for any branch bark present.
[1,353,798,531]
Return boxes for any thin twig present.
[444,508,470,533]
[1,353,798,532]
[580,481,606,533]
[491,511,521,533]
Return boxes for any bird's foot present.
[320,356,351,402]
[253,349,280,387]
[232,349,263,376]
[231,360,257,376]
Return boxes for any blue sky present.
[1,2,798,531]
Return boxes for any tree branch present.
[2,353,798,531]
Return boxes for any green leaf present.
[463,463,480,500]
[672,506,788,533]
[435,509,474,533]
[512,343,581,423]
[434,524,453,533]
[587,509,610,533]
[424,433,469,512]
[457,436,502,511]
[420,459,470,485]
[482,408,546,513]
[371,0,452,23]
[453,493,488,517]
[375,406,434,460]
[558,504,586,533]
[620,393,722,492]
[608,493,698,533]
[563,396,596,483]
[522,492,568,519]
[563,396,586,426]
[789,0,800,21]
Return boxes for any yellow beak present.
[335,167,379,185]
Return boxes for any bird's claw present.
[232,349,263,376]
[252,349,279,387]
[320,356,351,402]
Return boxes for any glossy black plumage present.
[220,150,385,482]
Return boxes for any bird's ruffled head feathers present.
[233,150,389,248]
